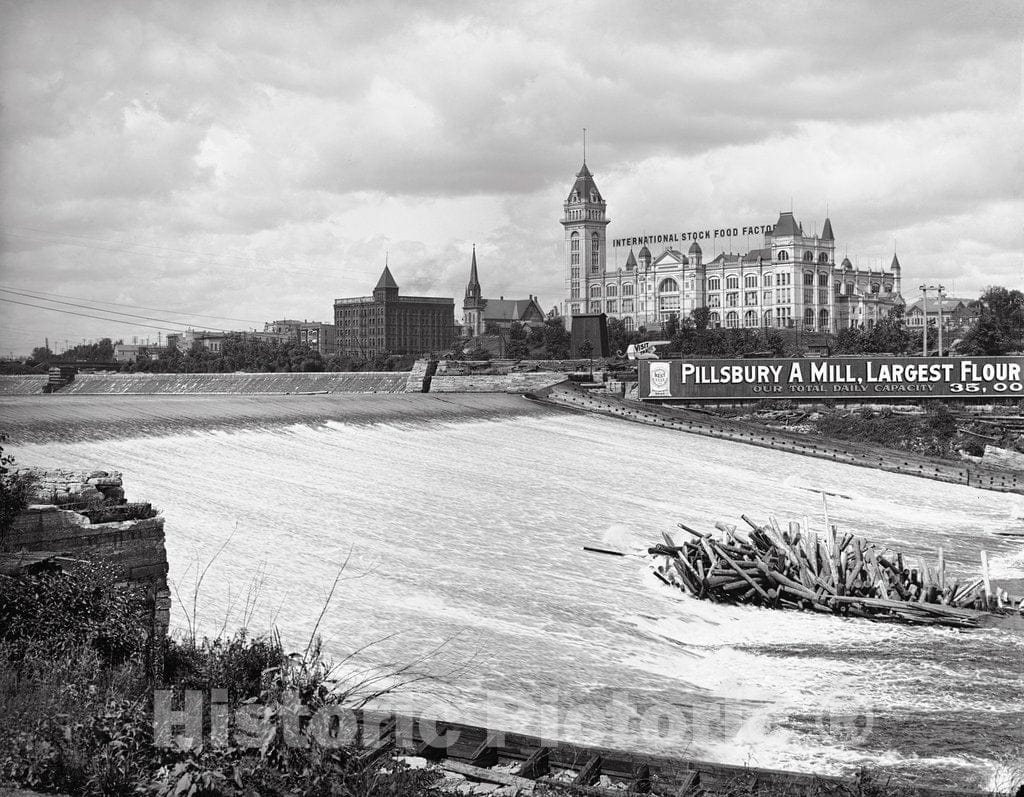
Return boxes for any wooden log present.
[981,551,992,605]
[768,571,817,601]
[440,761,536,793]
[711,542,772,601]
[584,546,626,557]
[677,523,710,539]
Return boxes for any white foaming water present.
[14,410,1024,790]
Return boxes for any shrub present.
[0,561,149,665]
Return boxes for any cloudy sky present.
[1,0,1021,354]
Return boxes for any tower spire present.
[582,127,587,165]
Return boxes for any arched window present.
[590,285,602,298]
[707,277,721,291]
[744,310,757,327]
[591,233,600,271]
[726,275,739,289]
[803,271,815,285]
[658,278,679,293]
[819,308,829,330]
[622,283,634,296]
[763,310,773,327]
[804,308,815,327]
[777,250,789,261]
[803,251,814,262]
[763,274,773,287]
[570,232,579,251]
[818,252,829,263]
[709,311,721,328]
[624,316,635,331]
[744,274,758,288]
[606,284,617,297]
[818,273,828,286]
[870,283,880,294]
[725,311,739,328]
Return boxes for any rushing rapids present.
[4,394,1023,792]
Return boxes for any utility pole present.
[919,284,946,356]
[919,285,928,356]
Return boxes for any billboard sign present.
[638,356,1024,400]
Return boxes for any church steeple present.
[465,245,482,302]
[463,245,486,337]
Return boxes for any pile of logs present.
[649,513,1019,629]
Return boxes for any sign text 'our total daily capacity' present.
[640,356,1024,400]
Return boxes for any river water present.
[6,396,1023,790]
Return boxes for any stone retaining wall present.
[430,372,568,393]
[2,469,171,632]
[2,371,411,395]
[540,386,1024,494]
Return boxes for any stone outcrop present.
[2,468,171,634]
[983,444,1024,472]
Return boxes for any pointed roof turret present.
[688,242,702,255]
[375,265,398,291]
[638,244,651,262]
[771,211,801,237]
[625,249,637,270]
[890,252,901,271]
[841,256,853,270]
[566,162,603,204]
[821,217,835,241]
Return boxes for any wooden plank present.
[516,747,550,779]
[674,771,699,795]
[469,737,499,769]
[629,762,651,793]
[573,755,603,787]
[440,761,536,793]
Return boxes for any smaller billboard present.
[638,356,1024,401]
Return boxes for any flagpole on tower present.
[583,128,587,164]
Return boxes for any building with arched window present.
[559,160,904,333]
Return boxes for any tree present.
[539,317,571,359]
[960,286,1024,355]
[606,317,640,357]
[1,435,34,537]
[578,336,594,380]
[29,346,53,365]
[506,321,530,359]
[691,306,711,332]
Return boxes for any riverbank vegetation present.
[1,559,1017,795]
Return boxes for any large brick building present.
[334,266,455,357]
[559,161,905,333]
[264,319,338,356]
